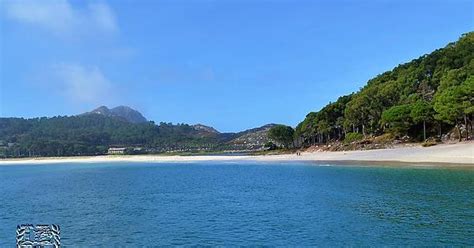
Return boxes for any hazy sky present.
[1,0,472,132]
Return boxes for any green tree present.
[434,77,473,140]
[381,104,413,136]
[410,100,434,140]
[268,125,295,148]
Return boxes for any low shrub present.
[344,132,364,143]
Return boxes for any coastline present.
[1,142,473,167]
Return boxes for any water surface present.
[0,162,473,245]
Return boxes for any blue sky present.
[0,0,472,132]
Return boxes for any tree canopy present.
[0,115,223,157]
[268,125,295,148]
[296,32,473,144]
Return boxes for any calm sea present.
[0,162,473,246]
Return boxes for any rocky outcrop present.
[83,106,147,123]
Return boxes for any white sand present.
[1,142,473,166]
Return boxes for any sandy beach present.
[1,142,473,166]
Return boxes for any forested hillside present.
[0,113,276,157]
[295,32,473,145]
[0,115,222,157]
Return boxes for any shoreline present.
[1,142,473,167]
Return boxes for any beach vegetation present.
[344,132,364,143]
[296,32,473,144]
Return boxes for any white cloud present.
[4,0,117,35]
[52,63,114,105]
[88,3,117,32]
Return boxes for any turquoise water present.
[0,162,473,246]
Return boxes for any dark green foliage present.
[264,141,277,150]
[410,101,434,124]
[381,104,413,136]
[295,94,352,144]
[434,76,473,124]
[410,100,434,140]
[0,115,221,157]
[344,132,364,143]
[268,125,295,148]
[433,75,474,140]
[297,32,474,143]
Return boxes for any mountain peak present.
[84,105,147,123]
[112,105,134,111]
[90,106,111,115]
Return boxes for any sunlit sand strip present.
[1,142,472,166]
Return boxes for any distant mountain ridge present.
[83,106,148,123]
[81,106,273,146]
[80,105,276,149]
[0,104,277,157]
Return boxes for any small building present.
[108,147,127,155]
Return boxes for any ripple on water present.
[0,162,473,246]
